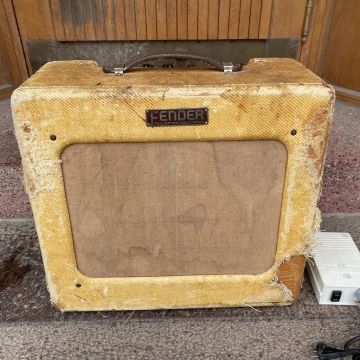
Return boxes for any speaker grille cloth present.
[62,140,287,277]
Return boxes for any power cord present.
[316,335,360,359]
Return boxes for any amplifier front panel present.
[62,140,287,278]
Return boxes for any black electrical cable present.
[316,335,360,359]
[345,336,360,360]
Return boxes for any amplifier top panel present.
[19,58,325,89]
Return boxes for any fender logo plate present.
[146,108,208,127]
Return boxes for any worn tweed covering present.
[11,58,334,311]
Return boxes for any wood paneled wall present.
[322,0,360,92]
[299,0,335,74]
[50,0,273,41]
[269,0,307,38]
[0,0,28,98]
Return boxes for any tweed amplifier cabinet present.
[12,54,334,311]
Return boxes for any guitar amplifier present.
[11,54,334,311]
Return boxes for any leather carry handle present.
[103,53,243,76]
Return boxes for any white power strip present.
[307,232,360,305]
